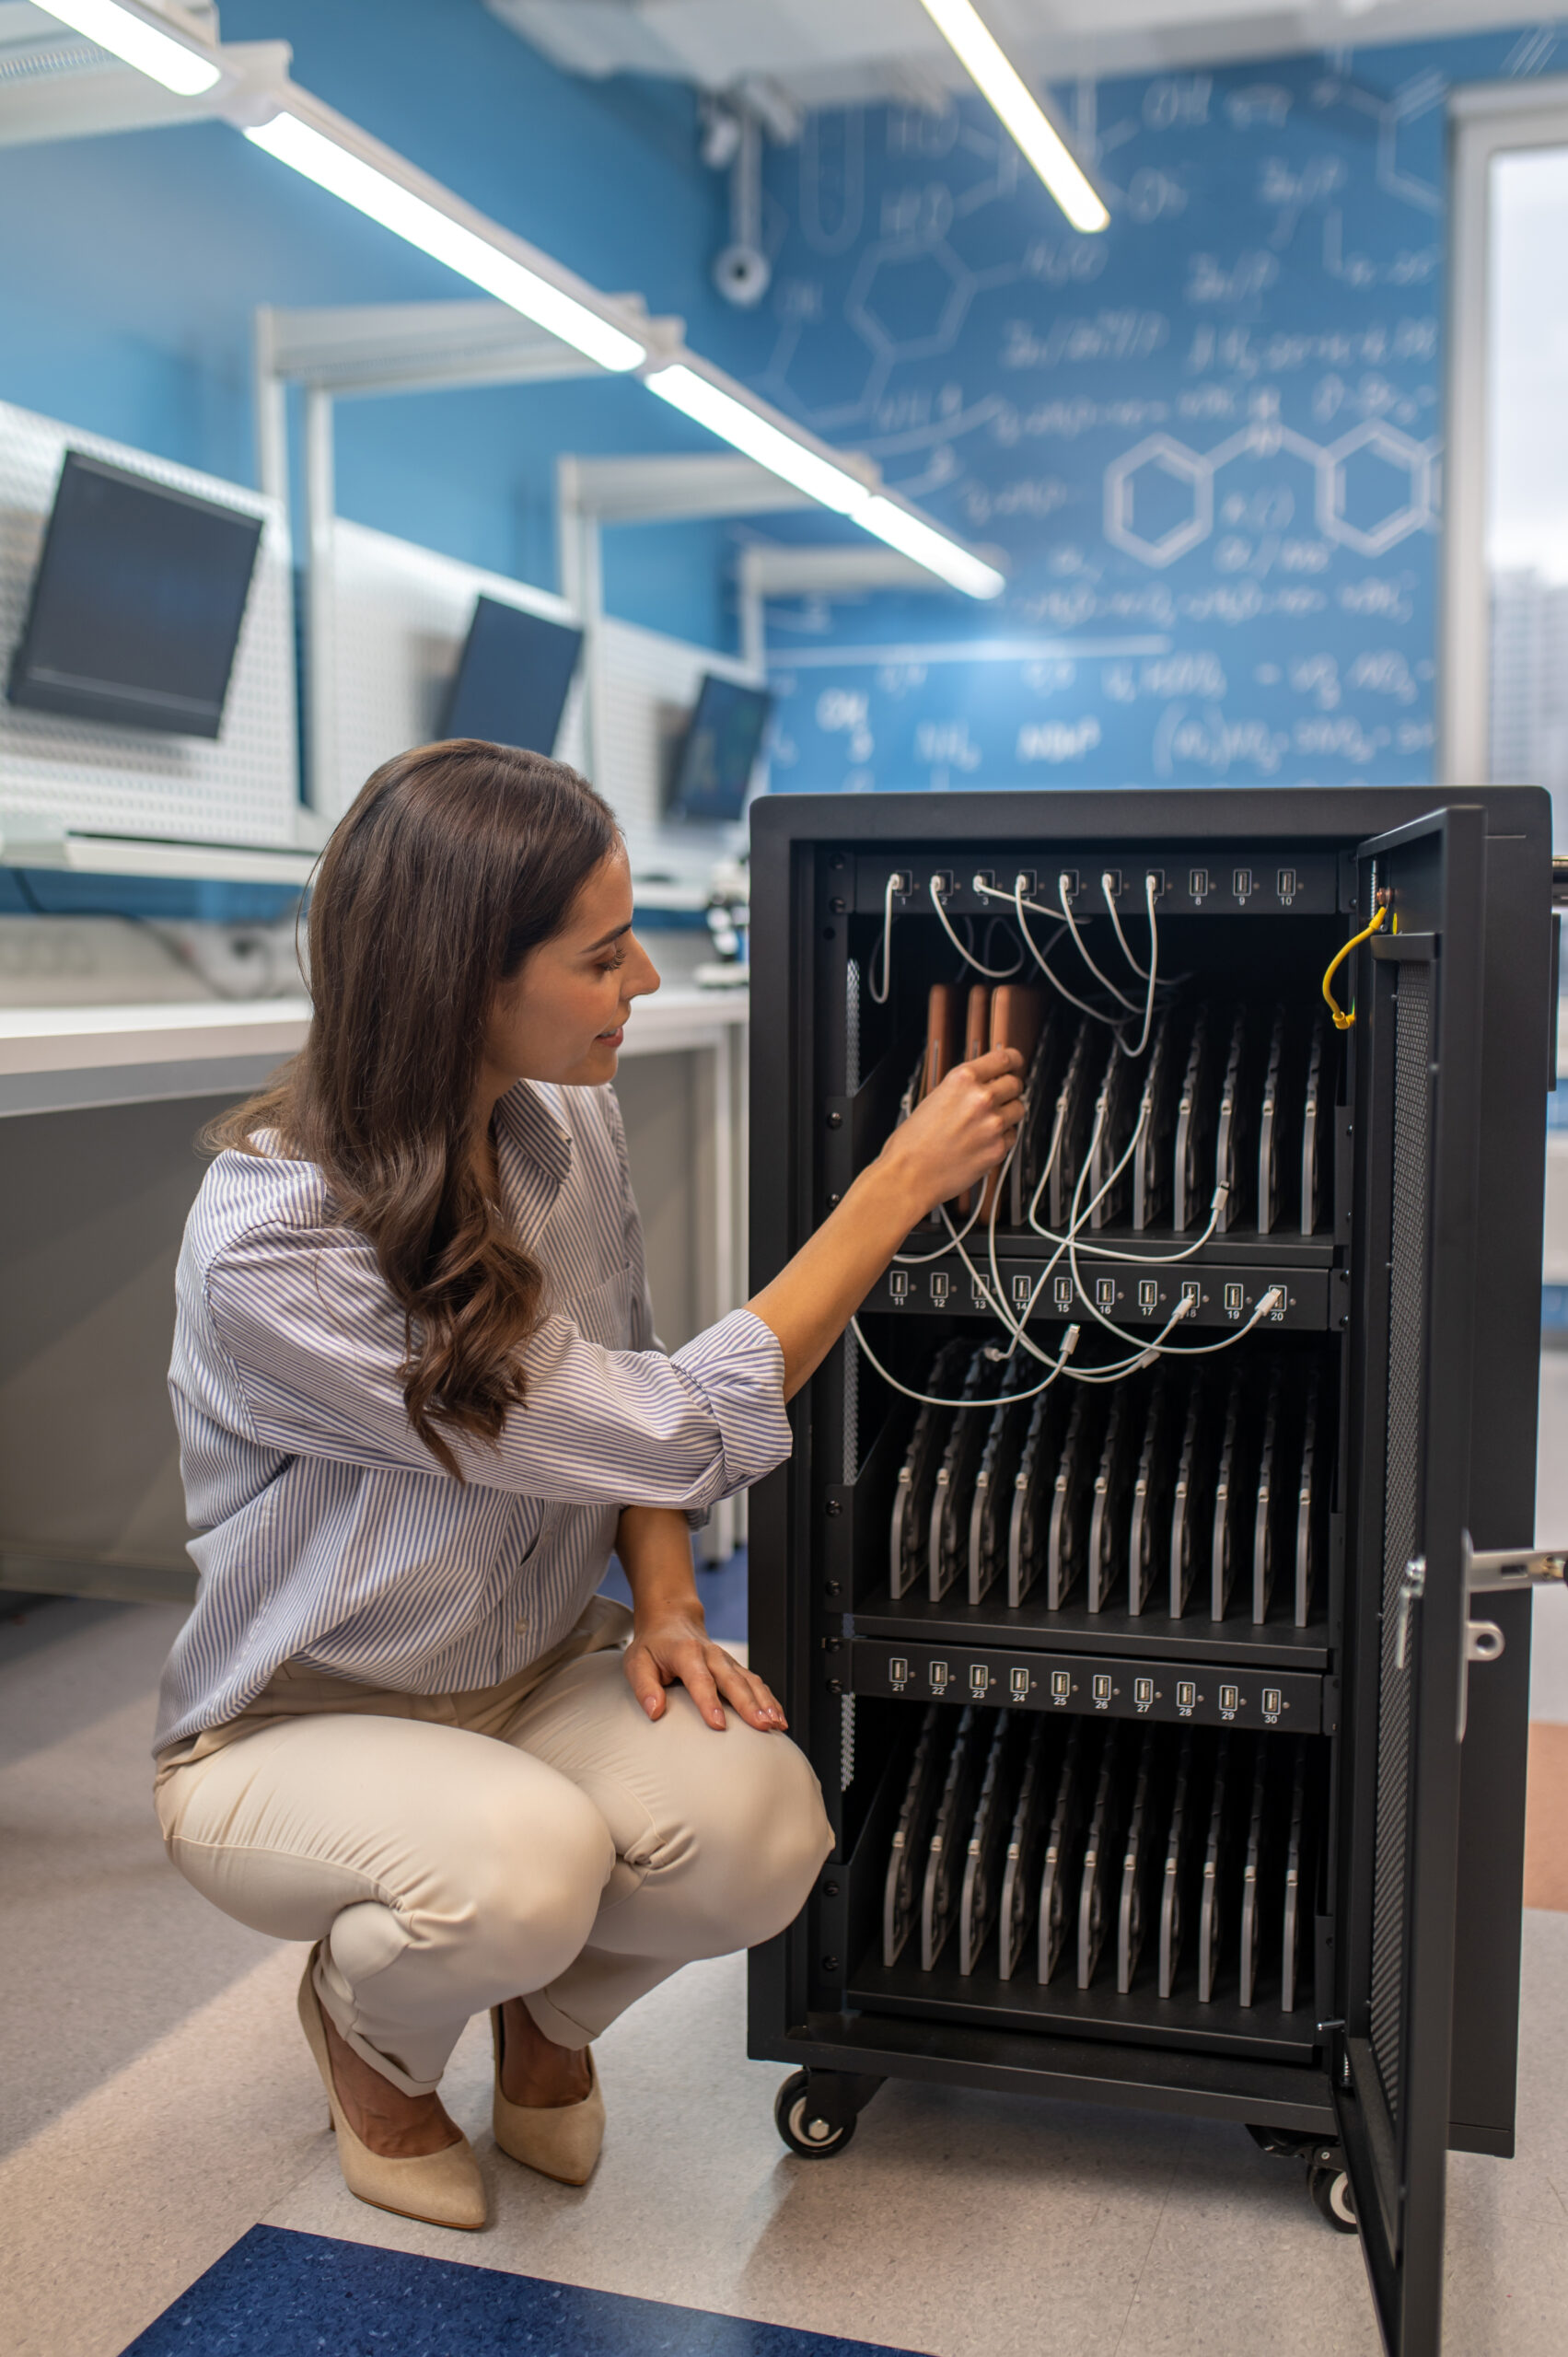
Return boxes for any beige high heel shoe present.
[491,2005,605,2186]
[296,1947,486,2232]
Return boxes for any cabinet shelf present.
[849,1585,1332,1672]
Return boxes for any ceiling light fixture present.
[645,364,1004,598]
[244,110,647,373]
[644,365,873,514]
[33,0,222,95]
[858,496,1005,599]
[917,0,1109,233]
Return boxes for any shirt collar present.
[494,1081,574,1191]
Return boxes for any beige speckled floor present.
[3,1356,1568,2357]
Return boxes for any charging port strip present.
[846,1641,1323,1734]
[875,1260,1329,1330]
[854,854,1340,919]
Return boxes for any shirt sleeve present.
[203,1221,791,1513]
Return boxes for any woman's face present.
[481,844,660,1094]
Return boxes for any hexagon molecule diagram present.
[1105,435,1214,568]
[1320,422,1434,558]
[1103,421,1434,568]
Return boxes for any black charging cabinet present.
[747,787,1553,2357]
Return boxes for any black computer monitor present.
[668,674,772,823]
[443,595,584,756]
[6,451,264,738]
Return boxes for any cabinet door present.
[1335,807,1487,2356]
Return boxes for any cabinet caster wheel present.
[1308,2162,1358,2233]
[774,2070,857,2158]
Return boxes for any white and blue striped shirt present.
[154,1079,790,1753]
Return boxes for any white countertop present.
[0,984,747,1081]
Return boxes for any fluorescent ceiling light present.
[860,495,1005,600]
[34,0,221,95]
[646,364,1002,599]
[645,365,872,515]
[245,111,646,373]
[917,0,1109,234]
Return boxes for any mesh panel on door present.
[1368,961,1434,2124]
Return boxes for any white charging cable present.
[1005,876,1122,1028]
[848,1311,1081,1411]
[1103,869,1152,980]
[929,874,1023,979]
[1053,871,1145,1016]
[868,871,897,1004]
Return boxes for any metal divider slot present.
[920,1707,988,1971]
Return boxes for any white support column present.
[253,307,289,511]
[303,387,337,820]
[738,545,767,678]
[557,455,605,789]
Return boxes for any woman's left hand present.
[623,1605,787,1733]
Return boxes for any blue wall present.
[711,24,1568,795]
[0,0,737,649]
[4,8,1566,750]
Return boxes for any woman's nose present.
[626,936,660,997]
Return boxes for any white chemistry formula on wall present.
[727,26,1564,794]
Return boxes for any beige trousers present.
[154,1602,831,2096]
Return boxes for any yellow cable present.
[1322,901,1388,1030]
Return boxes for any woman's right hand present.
[877,1045,1026,1224]
[746,1044,1026,1400]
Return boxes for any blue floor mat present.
[120,2225,923,2356]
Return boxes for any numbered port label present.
[1010,1666,1031,1699]
[1190,866,1213,902]
[929,1660,949,1691]
[929,1271,949,1306]
[1219,1684,1240,1717]
[970,1664,992,1697]
[889,1657,909,1691]
[1224,1282,1245,1316]
[1262,1687,1283,1722]
[1176,1679,1197,1713]
[1050,1670,1073,1703]
[1096,1276,1117,1308]
[1053,1274,1074,1310]
[1133,1677,1155,1710]
[1092,1673,1113,1706]
[1137,1278,1159,1313]
[889,1271,910,1303]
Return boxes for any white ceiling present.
[487,0,1546,108]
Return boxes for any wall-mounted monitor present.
[6,451,264,738]
[668,673,772,823]
[443,594,584,756]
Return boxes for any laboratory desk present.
[0,987,749,1601]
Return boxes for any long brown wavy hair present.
[207,739,621,1476]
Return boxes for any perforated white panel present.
[328,519,584,820]
[0,401,299,844]
[330,519,760,872]
[590,615,759,867]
